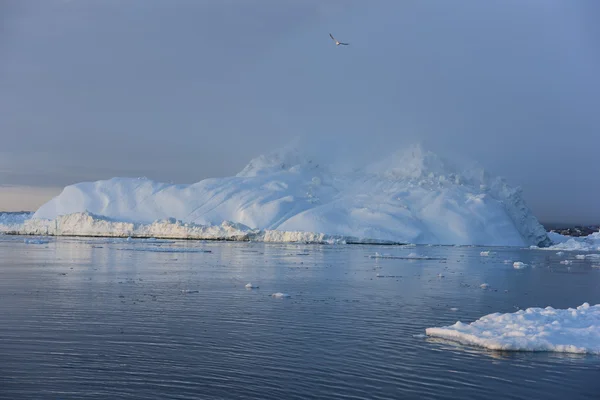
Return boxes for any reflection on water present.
[1,236,599,399]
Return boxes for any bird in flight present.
[329,33,349,46]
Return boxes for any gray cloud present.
[1,0,598,223]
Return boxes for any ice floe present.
[426,303,600,354]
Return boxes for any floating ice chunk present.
[450,307,459,311]
[24,238,49,244]
[271,292,290,298]
[245,283,258,289]
[437,273,445,278]
[426,303,600,354]
[513,262,527,269]
[503,259,512,264]
[480,283,489,289]
[368,252,446,260]
[480,251,491,256]
[118,247,211,253]
[560,260,573,265]
[556,251,564,256]
[575,255,586,260]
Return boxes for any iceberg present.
[426,303,600,354]
[6,144,550,246]
[546,231,600,252]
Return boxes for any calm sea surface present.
[1,236,599,399]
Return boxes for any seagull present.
[329,33,349,46]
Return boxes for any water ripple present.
[1,238,599,399]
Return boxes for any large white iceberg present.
[426,303,600,354]
[19,145,549,246]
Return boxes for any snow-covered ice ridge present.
[426,303,600,354]
[22,144,549,246]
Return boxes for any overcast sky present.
[1,0,598,223]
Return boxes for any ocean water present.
[1,236,599,399]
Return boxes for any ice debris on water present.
[245,283,258,289]
[271,292,290,298]
[480,283,489,289]
[480,251,491,256]
[426,303,600,354]
[513,262,527,269]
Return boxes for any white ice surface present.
[24,145,549,247]
[426,303,600,354]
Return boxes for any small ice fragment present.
[504,260,512,264]
[450,307,459,311]
[437,273,445,278]
[560,260,573,265]
[556,251,564,256]
[480,251,490,256]
[245,283,258,289]
[24,238,49,244]
[575,255,586,260]
[271,292,290,298]
[513,262,527,269]
[480,283,489,289]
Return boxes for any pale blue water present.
[1,236,599,399]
